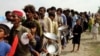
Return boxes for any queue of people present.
[0,4,100,56]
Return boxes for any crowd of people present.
[0,4,100,56]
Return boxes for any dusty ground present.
[60,32,100,56]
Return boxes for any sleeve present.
[54,22,58,35]
[62,14,67,25]
[22,26,30,32]
[6,44,11,54]
[44,17,51,32]
[44,17,49,32]
[34,20,42,37]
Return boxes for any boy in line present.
[0,24,11,56]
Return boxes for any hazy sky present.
[0,0,100,16]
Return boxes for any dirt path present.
[60,32,100,56]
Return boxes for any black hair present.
[38,7,46,12]
[76,19,81,23]
[66,9,70,12]
[23,4,35,14]
[57,8,62,13]
[35,11,39,16]
[50,6,56,10]
[0,24,10,35]
[47,8,51,13]
[25,21,37,29]
[5,11,11,16]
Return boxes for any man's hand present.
[27,33,34,40]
